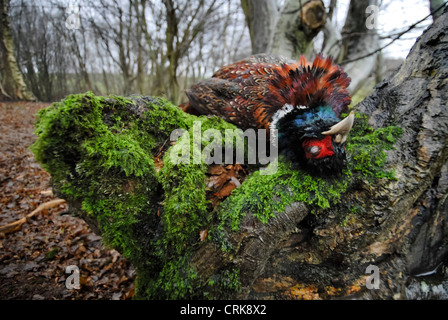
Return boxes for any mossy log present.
[32,10,448,300]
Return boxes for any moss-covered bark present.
[31,91,402,299]
[32,93,239,299]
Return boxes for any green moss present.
[211,159,350,251]
[158,116,238,253]
[33,93,161,259]
[346,112,403,181]
[148,255,199,299]
[204,268,242,299]
[32,92,402,300]
[146,115,240,299]
[217,268,242,292]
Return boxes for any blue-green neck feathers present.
[273,105,339,140]
[292,106,339,128]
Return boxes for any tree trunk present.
[249,8,448,299]
[0,0,35,101]
[134,0,145,94]
[32,8,448,300]
[241,0,327,59]
[429,0,446,21]
[241,0,278,54]
[340,0,379,95]
[271,0,327,59]
[201,6,448,299]
[347,8,448,298]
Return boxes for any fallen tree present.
[31,9,448,300]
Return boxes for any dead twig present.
[0,199,66,235]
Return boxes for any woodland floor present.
[0,101,135,300]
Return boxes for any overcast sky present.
[332,0,433,59]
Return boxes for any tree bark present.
[348,8,448,298]
[0,0,35,101]
[241,0,327,59]
[241,0,278,54]
[36,8,448,300]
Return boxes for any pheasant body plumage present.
[184,53,354,175]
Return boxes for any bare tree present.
[7,0,249,102]
[241,0,278,54]
[179,0,250,100]
[162,0,226,104]
[12,1,76,101]
[0,0,34,100]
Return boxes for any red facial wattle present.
[302,136,335,159]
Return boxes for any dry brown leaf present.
[0,101,136,300]
[287,284,321,300]
[153,156,164,172]
[207,174,230,190]
[199,229,208,241]
[214,181,237,199]
[233,163,245,174]
[40,189,53,196]
[122,286,135,300]
[0,199,66,234]
[207,164,227,175]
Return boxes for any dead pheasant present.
[183,54,354,175]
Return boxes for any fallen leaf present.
[215,181,237,199]
[40,189,53,196]
[207,174,229,190]
[207,165,227,175]
[199,229,208,241]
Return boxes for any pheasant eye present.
[302,136,335,159]
[307,145,321,155]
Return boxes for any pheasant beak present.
[321,111,355,144]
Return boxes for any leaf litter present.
[0,101,135,300]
